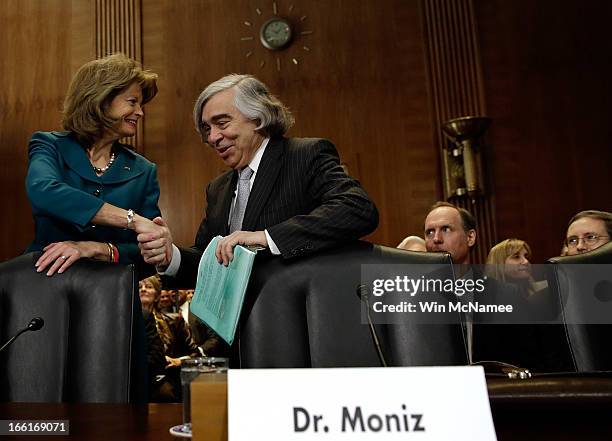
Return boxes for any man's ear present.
[466,229,476,248]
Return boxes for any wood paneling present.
[475,0,612,262]
[142,0,439,248]
[0,0,93,261]
[422,0,495,263]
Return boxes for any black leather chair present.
[235,241,468,368]
[547,241,612,372]
[0,252,145,403]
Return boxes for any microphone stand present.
[356,285,388,367]
[0,318,45,354]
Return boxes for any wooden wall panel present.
[474,0,612,262]
[422,0,496,264]
[142,0,439,248]
[0,0,94,261]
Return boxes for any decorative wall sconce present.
[441,116,492,199]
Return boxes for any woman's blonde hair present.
[62,53,158,145]
[140,275,162,296]
[485,238,533,283]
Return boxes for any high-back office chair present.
[236,242,468,368]
[0,252,145,403]
[548,241,612,372]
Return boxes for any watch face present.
[260,18,292,50]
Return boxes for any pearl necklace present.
[92,152,116,175]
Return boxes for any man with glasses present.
[565,210,612,256]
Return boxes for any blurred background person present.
[26,53,163,277]
[139,275,201,402]
[138,276,166,401]
[397,235,427,252]
[477,238,572,373]
[485,238,547,297]
[158,289,176,313]
[565,210,612,256]
[178,290,190,323]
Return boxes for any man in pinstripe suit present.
[138,74,378,287]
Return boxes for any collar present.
[246,137,270,174]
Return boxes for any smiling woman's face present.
[106,82,144,139]
[503,246,531,280]
[138,280,157,307]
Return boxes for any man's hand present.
[216,230,268,266]
[137,217,173,269]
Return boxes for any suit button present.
[93,189,101,196]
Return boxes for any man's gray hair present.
[193,74,294,140]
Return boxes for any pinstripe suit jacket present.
[172,136,378,286]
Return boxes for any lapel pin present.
[124,166,131,171]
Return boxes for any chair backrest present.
[0,253,144,403]
[547,241,612,372]
[236,241,468,368]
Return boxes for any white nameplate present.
[228,366,496,440]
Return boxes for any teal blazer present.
[25,131,161,265]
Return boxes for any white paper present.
[228,366,496,441]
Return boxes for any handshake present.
[135,216,174,270]
[136,216,268,269]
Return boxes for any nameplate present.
[228,366,496,440]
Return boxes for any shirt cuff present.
[158,244,181,276]
[265,229,281,255]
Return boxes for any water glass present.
[170,357,228,438]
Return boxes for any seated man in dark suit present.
[137,74,378,287]
[424,201,477,273]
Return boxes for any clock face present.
[260,17,292,50]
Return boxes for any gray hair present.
[193,74,294,140]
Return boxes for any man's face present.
[424,207,475,264]
[158,290,173,310]
[566,217,610,255]
[201,88,265,170]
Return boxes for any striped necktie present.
[229,166,253,233]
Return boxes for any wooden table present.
[2,376,612,440]
[0,403,182,441]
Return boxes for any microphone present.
[356,285,388,367]
[0,317,45,354]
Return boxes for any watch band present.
[126,209,135,229]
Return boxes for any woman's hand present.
[165,356,183,369]
[35,241,106,276]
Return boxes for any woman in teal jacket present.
[26,53,164,276]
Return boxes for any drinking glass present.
[169,357,228,438]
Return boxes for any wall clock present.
[260,17,292,50]
[240,2,313,71]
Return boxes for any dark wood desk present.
[0,403,182,441]
[489,376,612,441]
[2,377,612,440]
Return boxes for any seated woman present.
[139,276,200,401]
[479,238,572,372]
[485,238,546,297]
[26,53,163,276]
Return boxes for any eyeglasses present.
[566,234,610,248]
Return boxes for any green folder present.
[190,236,257,345]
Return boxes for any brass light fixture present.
[441,116,492,199]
